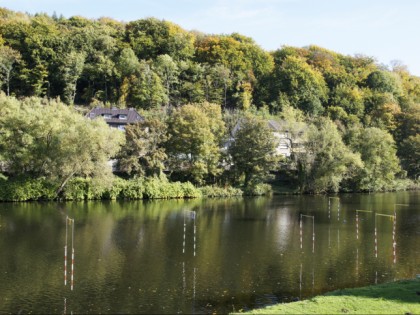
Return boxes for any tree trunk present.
[6,70,10,96]
[56,172,75,197]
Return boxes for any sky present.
[1,0,419,76]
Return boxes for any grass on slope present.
[240,279,420,314]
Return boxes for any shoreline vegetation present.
[0,8,419,202]
[235,279,420,315]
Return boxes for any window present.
[119,114,127,120]
[103,114,112,119]
[89,112,95,118]
[118,125,125,131]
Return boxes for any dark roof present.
[87,107,144,124]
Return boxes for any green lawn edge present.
[234,279,420,314]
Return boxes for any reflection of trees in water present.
[0,193,419,313]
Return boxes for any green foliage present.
[296,117,363,193]
[0,45,21,96]
[229,114,280,186]
[0,176,56,201]
[366,70,403,96]
[200,185,243,198]
[349,127,402,191]
[142,175,201,199]
[118,118,168,177]
[166,103,225,185]
[244,183,272,196]
[126,18,195,61]
[0,94,124,195]
[0,8,417,195]
[399,134,420,178]
[62,177,103,200]
[330,84,364,117]
[274,55,329,115]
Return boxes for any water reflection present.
[0,192,418,314]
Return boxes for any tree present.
[0,45,21,96]
[0,94,124,195]
[399,135,420,179]
[349,127,401,191]
[295,118,362,193]
[229,114,280,186]
[116,47,140,77]
[275,55,328,115]
[59,51,85,104]
[166,103,225,185]
[154,54,179,106]
[330,84,364,117]
[120,60,167,109]
[202,63,232,107]
[365,70,403,96]
[177,60,205,104]
[118,118,168,177]
[126,18,195,61]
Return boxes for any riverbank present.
[237,279,420,314]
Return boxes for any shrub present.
[200,185,243,198]
[244,183,272,196]
[120,178,143,199]
[142,175,201,199]
[0,177,56,201]
[102,177,128,200]
[181,182,202,198]
[63,177,106,200]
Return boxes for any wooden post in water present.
[71,218,75,291]
[312,217,315,254]
[64,216,68,286]
[328,197,340,221]
[328,198,331,219]
[300,214,315,253]
[300,214,303,249]
[374,215,378,258]
[355,210,372,240]
[64,217,75,290]
[375,213,396,260]
[392,204,408,264]
[338,200,340,222]
[193,212,196,257]
[183,212,186,254]
[182,210,197,256]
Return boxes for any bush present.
[0,175,204,201]
[62,177,104,200]
[142,175,201,199]
[181,182,202,198]
[119,178,143,199]
[200,185,243,198]
[244,183,272,196]
[102,177,129,200]
[0,176,56,201]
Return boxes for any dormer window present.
[119,114,127,120]
[103,114,112,119]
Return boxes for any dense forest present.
[0,8,418,201]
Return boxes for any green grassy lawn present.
[236,279,420,314]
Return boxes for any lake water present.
[0,192,419,314]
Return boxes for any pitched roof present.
[87,107,144,124]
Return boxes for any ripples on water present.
[0,192,419,314]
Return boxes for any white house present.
[223,119,305,158]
